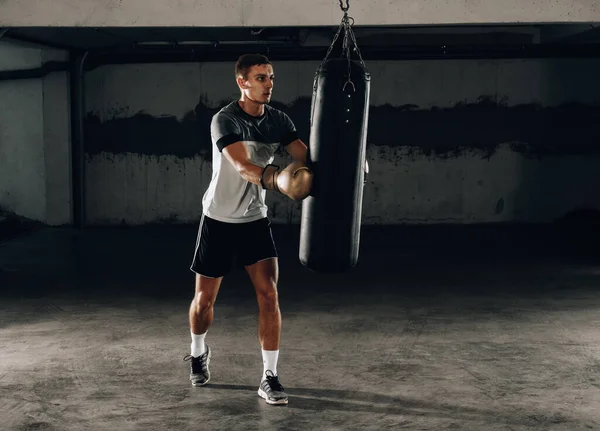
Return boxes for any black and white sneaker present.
[183,345,211,386]
[258,370,288,405]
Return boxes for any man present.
[183,53,312,406]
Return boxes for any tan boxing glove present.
[261,162,313,201]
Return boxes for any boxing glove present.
[261,162,313,201]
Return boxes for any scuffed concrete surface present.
[83,95,600,225]
[83,144,600,225]
[83,99,310,159]
[0,224,600,430]
[78,58,600,225]
[367,98,600,159]
[0,40,71,226]
[85,97,600,159]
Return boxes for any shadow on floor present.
[196,383,573,428]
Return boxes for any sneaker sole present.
[257,388,288,405]
[190,349,211,387]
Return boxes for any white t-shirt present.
[202,101,298,223]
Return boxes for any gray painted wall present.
[83,57,600,226]
[1,0,598,26]
[0,39,71,225]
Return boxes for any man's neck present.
[238,99,264,117]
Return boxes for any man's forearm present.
[238,162,267,187]
[299,151,307,164]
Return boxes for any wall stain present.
[84,98,313,159]
[370,96,600,159]
[496,198,505,215]
[85,100,213,159]
[84,95,600,159]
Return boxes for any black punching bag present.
[299,58,370,273]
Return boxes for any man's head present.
[235,53,274,105]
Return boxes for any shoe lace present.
[265,370,284,392]
[183,354,207,373]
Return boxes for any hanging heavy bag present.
[299,7,371,273]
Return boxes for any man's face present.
[238,64,274,104]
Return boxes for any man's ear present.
[236,77,248,89]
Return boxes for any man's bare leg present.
[246,258,281,352]
[246,257,288,405]
[189,274,223,337]
[185,274,223,386]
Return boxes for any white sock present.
[262,349,279,380]
[190,330,207,357]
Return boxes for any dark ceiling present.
[2,23,600,63]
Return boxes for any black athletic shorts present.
[190,215,278,278]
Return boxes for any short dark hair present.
[235,54,271,80]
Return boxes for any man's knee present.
[256,284,279,310]
[193,290,216,311]
[192,275,221,313]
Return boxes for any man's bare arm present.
[284,139,308,164]
[222,142,264,186]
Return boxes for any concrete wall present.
[0,39,72,225]
[83,57,600,225]
[1,0,599,26]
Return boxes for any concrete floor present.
[1,223,599,430]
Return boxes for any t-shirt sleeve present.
[211,113,242,152]
[280,112,299,147]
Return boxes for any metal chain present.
[315,0,365,94]
[342,17,355,92]
[317,19,345,71]
[347,22,365,66]
[318,5,364,67]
